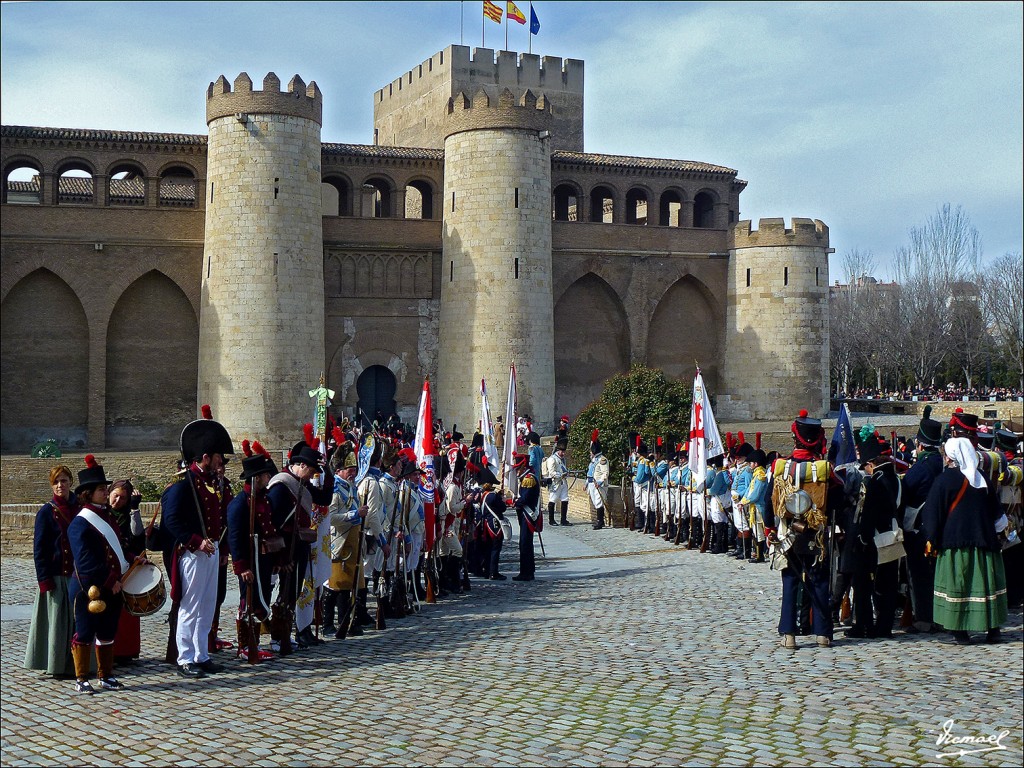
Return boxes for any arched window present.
[322,175,351,216]
[659,190,683,227]
[160,165,197,208]
[405,180,434,219]
[693,191,715,228]
[57,162,94,205]
[589,185,614,223]
[625,188,648,225]
[2,162,42,205]
[109,163,146,206]
[552,183,579,221]
[361,177,392,218]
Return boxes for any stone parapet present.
[206,72,322,125]
[732,217,829,250]
[444,88,553,140]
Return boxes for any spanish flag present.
[483,0,503,23]
[507,1,526,24]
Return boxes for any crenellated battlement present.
[731,217,829,250]
[443,87,554,139]
[206,72,322,126]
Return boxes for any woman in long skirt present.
[24,465,79,678]
[922,437,1007,644]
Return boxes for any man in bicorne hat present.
[162,406,234,678]
[545,438,571,527]
[512,453,541,581]
[586,431,609,530]
[902,406,945,631]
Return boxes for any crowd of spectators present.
[836,385,1024,402]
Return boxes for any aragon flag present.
[507,1,526,24]
[414,377,438,551]
[484,0,503,23]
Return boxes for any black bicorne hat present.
[555,438,568,451]
[470,432,484,449]
[289,441,322,468]
[748,449,768,467]
[976,426,996,449]
[858,435,889,466]
[917,406,943,447]
[995,429,1020,453]
[180,405,234,462]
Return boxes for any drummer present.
[67,456,138,694]
[108,480,145,666]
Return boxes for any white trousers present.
[588,481,605,509]
[710,495,731,524]
[176,544,219,666]
[548,483,569,504]
[731,497,751,532]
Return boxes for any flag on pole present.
[414,378,438,551]
[687,367,724,481]
[529,2,540,34]
[484,0,503,23]
[507,1,526,24]
[830,402,857,467]
[503,362,518,495]
[480,378,501,469]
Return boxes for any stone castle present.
[0,45,831,452]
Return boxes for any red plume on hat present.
[657,436,663,447]
[84,454,98,468]
[592,429,600,443]
[303,423,315,445]
[332,426,344,445]
[635,434,641,449]
[241,439,253,457]
[201,404,213,420]
[311,436,321,451]
[755,432,762,449]
[737,431,745,445]
[252,441,269,458]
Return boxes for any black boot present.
[321,588,338,636]
[355,588,374,626]
[548,502,559,526]
[593,507,605,530]
[559,502,572,526]
[717,523,730,554]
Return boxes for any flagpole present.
[528,2,532,54]
[482,0,485,47]
[504,3,508,50]
[461,0,464,45]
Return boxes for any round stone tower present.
[199,72,324,447]
[437,88,556,433]
[718,218,832,421]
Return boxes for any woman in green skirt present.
[922,437,1007,644]
[24,465,80,676]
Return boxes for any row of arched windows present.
[3,158,199,207]
[553,183,723,228]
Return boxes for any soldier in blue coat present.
[512,453,541,582]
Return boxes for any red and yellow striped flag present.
[507,1,526,24]
[483,0,503,23]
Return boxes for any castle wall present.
[200,74,325,448]
[718,218,831,420]
[374,46,584,151]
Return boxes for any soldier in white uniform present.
[545,439,571,527]
[587,431,610,530]
[440,452,466,593]
[354,441,386,628]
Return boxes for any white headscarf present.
[944,437,986,489]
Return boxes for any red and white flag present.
[414,377,438,550]
[687,367,724,482]
[480,378,500,469]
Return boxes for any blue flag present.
[530,2,540,34]
[830,402,857,466]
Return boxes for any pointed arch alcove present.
[647,276,721,392]
[554,273,630,418]
[105,271,198,448]
[1,269,89,450]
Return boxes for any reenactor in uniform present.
[325,442,363,637]
[654,443,669,536]
[226,441,279,660]
[545,439,571,527]
[162,407,234,677]
[512,453,541,581]
[706,456,733,554]
[730,441,754,560]
[440,451,467,593]
[632,442,652,533]
[479,485,508,579]
[587,431,610,530]
[739,450,770,563]
[994,428,1023,607]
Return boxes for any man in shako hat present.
[512,452,541,581]
[586,431,610,530]
[161,406,234,678]
[267,435,334,650]
[226,441,279,659]
[901,406,945,632]
[763,409,838,649]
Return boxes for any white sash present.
[78,508,130,574]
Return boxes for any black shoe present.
[985,628,1002,644]
[347,624,364,637]
[549,520,560,526]
[560,520,573,527]
[490,573,507,580]
[197,660,222,674]
[942,630,972,645]
[294,633,309,649]
[844,626,871,639]
[177,663,206,679]
[75,679,96,695]
[323,623,337,636]
[356,613,374,627]
[592,525,604,530]
[298,627,320,646]
[511,574,534,581]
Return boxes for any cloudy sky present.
[2,1,1021,277]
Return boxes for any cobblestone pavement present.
[2,521,1021,767]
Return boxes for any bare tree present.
[947,286,991,389]
[979,252,1024,391]
[830,250,876,395]
[891,204,982,388]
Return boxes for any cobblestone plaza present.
[1,522,1021,767]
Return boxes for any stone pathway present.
[1,523,1021,766]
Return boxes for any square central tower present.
[373,45,584,151]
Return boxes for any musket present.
[344,481,368,637]
[273,499,299,656]
[673,482,688,546]
[699,486,710,553]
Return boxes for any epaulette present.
[521,476,536,489]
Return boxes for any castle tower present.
[718,218,833,421]
[199,73,324,447]
[437,88,556,432]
